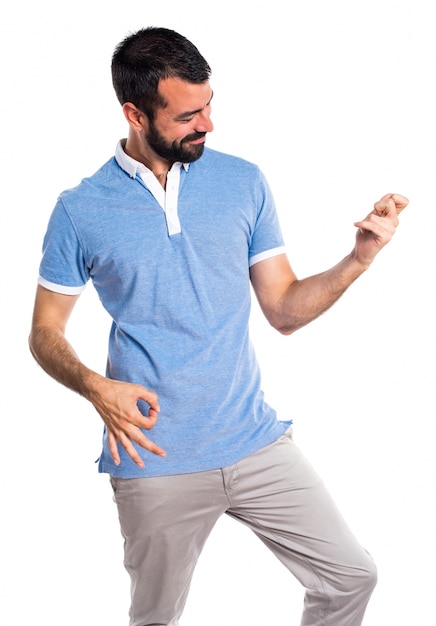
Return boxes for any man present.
[29,26,408,626]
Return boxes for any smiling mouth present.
[183,132,206,144]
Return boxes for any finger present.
[134,428,166,457]
[108,424,166,467]
[118,432,146,468]
[133,407,159,431]
[374,193,408,217]
[373,195,396,217]
[108,429,121,466]
[354,217,395,242]
[391,193,409,214]
[121,429,166,461]
[137,386,160,412]
[147,407,159,426]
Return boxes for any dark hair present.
[111,27,211,119]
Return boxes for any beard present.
[147,120,205,163]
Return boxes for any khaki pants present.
[110,429,377,626]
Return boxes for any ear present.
[122,102,148,132]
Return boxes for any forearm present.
[29,324,103,399]
[273,252,368,335]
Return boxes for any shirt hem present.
[98,420,292,478]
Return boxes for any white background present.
[1,1,435,624]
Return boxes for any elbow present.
[261,301,301,336]
[28,325,46,364]
[277,325,296,336]
[28,329,35,353]
[268,316,298,336]
[276,323,297,336]
[28,330,39,362]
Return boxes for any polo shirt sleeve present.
[38,198,89,295]
[248,169,286,267]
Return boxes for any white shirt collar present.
[114,139,190,178]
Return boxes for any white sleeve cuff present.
[249,246,286,268]
[38,276,86,295]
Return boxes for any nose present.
[195,110,214,133]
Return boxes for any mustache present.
[181,131,206,143]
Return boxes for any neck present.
[124,136,172,187]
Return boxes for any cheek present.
[162,122,190,143]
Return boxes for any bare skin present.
[28,77,408,468]
[250,193,408,334]
[122,78,214,187]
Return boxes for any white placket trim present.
[139,163,182,236]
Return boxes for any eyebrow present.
[174,90,214,120]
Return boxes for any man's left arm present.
[250,193,408,335]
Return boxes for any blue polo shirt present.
[38,143,291,477]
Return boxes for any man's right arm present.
[29,285,165,467]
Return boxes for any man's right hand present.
[29,287,165,470]
[88,377,166,468]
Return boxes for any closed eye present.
[175,91,214,123]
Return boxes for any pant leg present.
[110,470,229,626]
[224,429,377,626]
